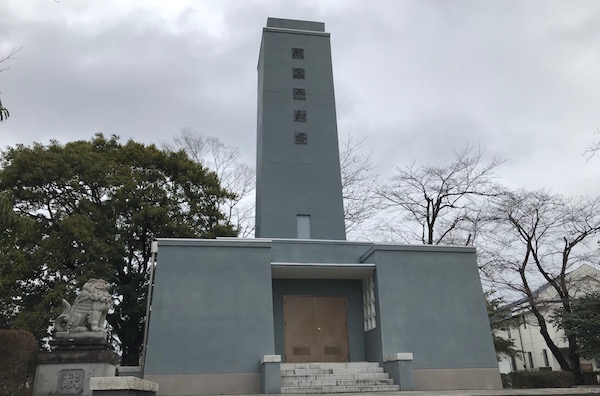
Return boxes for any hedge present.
[0,329,38,396]
[502,371,575,388]
[582,372,600,385]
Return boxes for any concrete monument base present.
[144,373,261,395]
[34,337,120,396]
[413,368,503,390]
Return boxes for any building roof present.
[509,263,600,315]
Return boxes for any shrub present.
[504,371,575,389]
[582,372,599,385]
[500,373,511,388]
[0,329,38,396]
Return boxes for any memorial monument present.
[34,279,120,396]
[54,278,112,337]
[143,18,502,394]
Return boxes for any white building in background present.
[498,264,600,374]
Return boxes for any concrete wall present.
[364,245,498,370]
[272,279,365,361]
[255,19,346,240]
[144,239,275,394]
[270,239,371,263]
[364,328,382,363]
[363,244,502,390]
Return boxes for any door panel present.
[284,295,316,361]
[284,295,349,362]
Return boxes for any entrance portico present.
[272,261,375,364]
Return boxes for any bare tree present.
[166,129,256,237]
[339,135,379,239]
[0,47,21,72]
[0,97,8,122]
[377,146,504,245]
[584,127,600,160]
[483,190,600,381]
[168,132,385,239]
[0,47,22,123]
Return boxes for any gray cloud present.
[0,0,598,197]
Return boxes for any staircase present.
[280,362,399,393]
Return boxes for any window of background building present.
[528,352,534,369]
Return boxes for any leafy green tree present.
[0,134,236,364]
[0,192,39,329]
[556,292,600,359]
[485,291,520,360]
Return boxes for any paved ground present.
[394,388,600,396]
[260,388,600,396]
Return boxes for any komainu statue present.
[54,278,112,338]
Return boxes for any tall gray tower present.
[255,18,346,240]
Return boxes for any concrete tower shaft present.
[255,18,346,240]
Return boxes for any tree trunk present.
[121,336,143,366]
[567,333,584,384]
[530,305,573,372]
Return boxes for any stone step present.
[337,366,384,373]
[281,362,381,370]
[280,361,397,393]
[281,372,391,381]
[282,379,338,387]
[281,384,400,393]
[337,379,394,386]
[281,366,384,376]
[281,369,332,376]
[282,378,395,387]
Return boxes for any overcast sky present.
[1,0,598,197]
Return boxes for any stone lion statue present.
[54,278,112,336]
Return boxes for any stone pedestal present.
[383,353,414,391]
[260,355,281,394]
[34,337,120,396]
[90,377,158,396]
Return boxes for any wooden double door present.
[283,295,349,362]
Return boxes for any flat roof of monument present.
[258,17,330,69]
[156,237,476,253]
[156,238,272,248]
[359,243,476,262]
[266,17,325,32]
[156,238,475,279]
